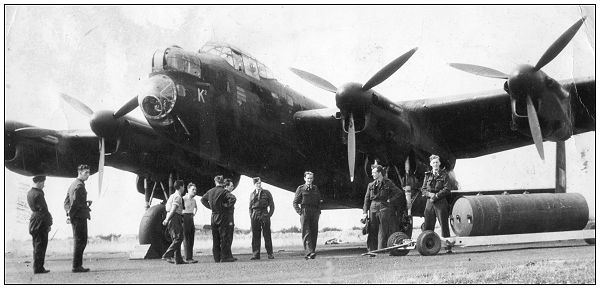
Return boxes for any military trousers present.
[250,210,273,257]
[70,218,88,269]
[300,207,320,254]
[31,226,49,272]
[367,207,395,251]
[182,213,195,260]
[424,198,450,238]
[211,213,234,262]
[163,214,184,262]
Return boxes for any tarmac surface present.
[5,240,595,284]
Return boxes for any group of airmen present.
[26,153,449,273]
[160,171,321,264]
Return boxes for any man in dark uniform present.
[292,171,321,259]
[248,177,275,260]
[65,164,92,273]
[27,176,52,274]
[201,176,237,262]
[162,180,187,264]
[362,164,405,251]
[421,154,451,239]
[222,178,237,261]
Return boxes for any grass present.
[385,259,595,284]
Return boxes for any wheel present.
[387,232,410,256]
[416,230,441,256]
[584,221,595,245]
[138,204,170,258]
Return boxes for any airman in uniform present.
[421,154,451,239]
[65,164,92,273]
[249,177,275,260]
[27,176,52,274]
[201,176,237,262]
[362,165,405,251]
[293,171,321,259]
[222,178,237,261]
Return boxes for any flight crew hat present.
[32,176,46,183]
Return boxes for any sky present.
[4,5,595,241]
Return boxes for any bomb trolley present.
[362,229,596,257]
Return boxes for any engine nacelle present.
[5,121,99,177]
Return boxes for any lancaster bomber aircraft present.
[5,17,595,255]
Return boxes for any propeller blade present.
[525,95,545,160]
[347,113,356,182]
[113,96,139,118]
[555,140,566,193]
[98,138,105,197]
[14,127,57,138]
[362,47,418,91]
[289,68,337,93]
[448,63,509,79]
[59,93,94,117]
[534,17,586,71]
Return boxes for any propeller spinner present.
[449,17,586,160]
[291,47,418,181]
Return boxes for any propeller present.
[448,17,586,160]
[98,138,105,196]
[59,93,93,117]
[525,95,544,160]
[290,47,418,181]
[59,93,107,196]
[113,96,139,118]
[347,113,356,182]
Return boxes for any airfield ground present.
[4,232,595,284]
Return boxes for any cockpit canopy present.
[199,42,276,80]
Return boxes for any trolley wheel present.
[387,232,410,256]
[584,222,595,245]
[416,230,441,256]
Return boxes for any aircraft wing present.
[403,77,595,159]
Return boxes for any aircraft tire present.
[584,221,595,245]
[387,232,410,256]
[416,230,441,256]
[139,204,170,258]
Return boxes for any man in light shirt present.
[162,180,187,264]
[182,183,198,263]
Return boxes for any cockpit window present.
[199,43,276,80]
[258,62,275,79]
[242,55,260,80]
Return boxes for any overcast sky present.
[4,5,595,241]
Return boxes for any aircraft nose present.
[138,74,177,120]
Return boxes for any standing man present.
[201,176,237,263]
[248,177,275,260]
[65,164,92,273]
[421,154,451,239]
[362,165,405,251]
[292,171,321,260]
[182,183,198,263]
[162,180,186,265]
[27,176,52,274]
[222,178,237,260]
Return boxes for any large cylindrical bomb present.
[450,193,589,236]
